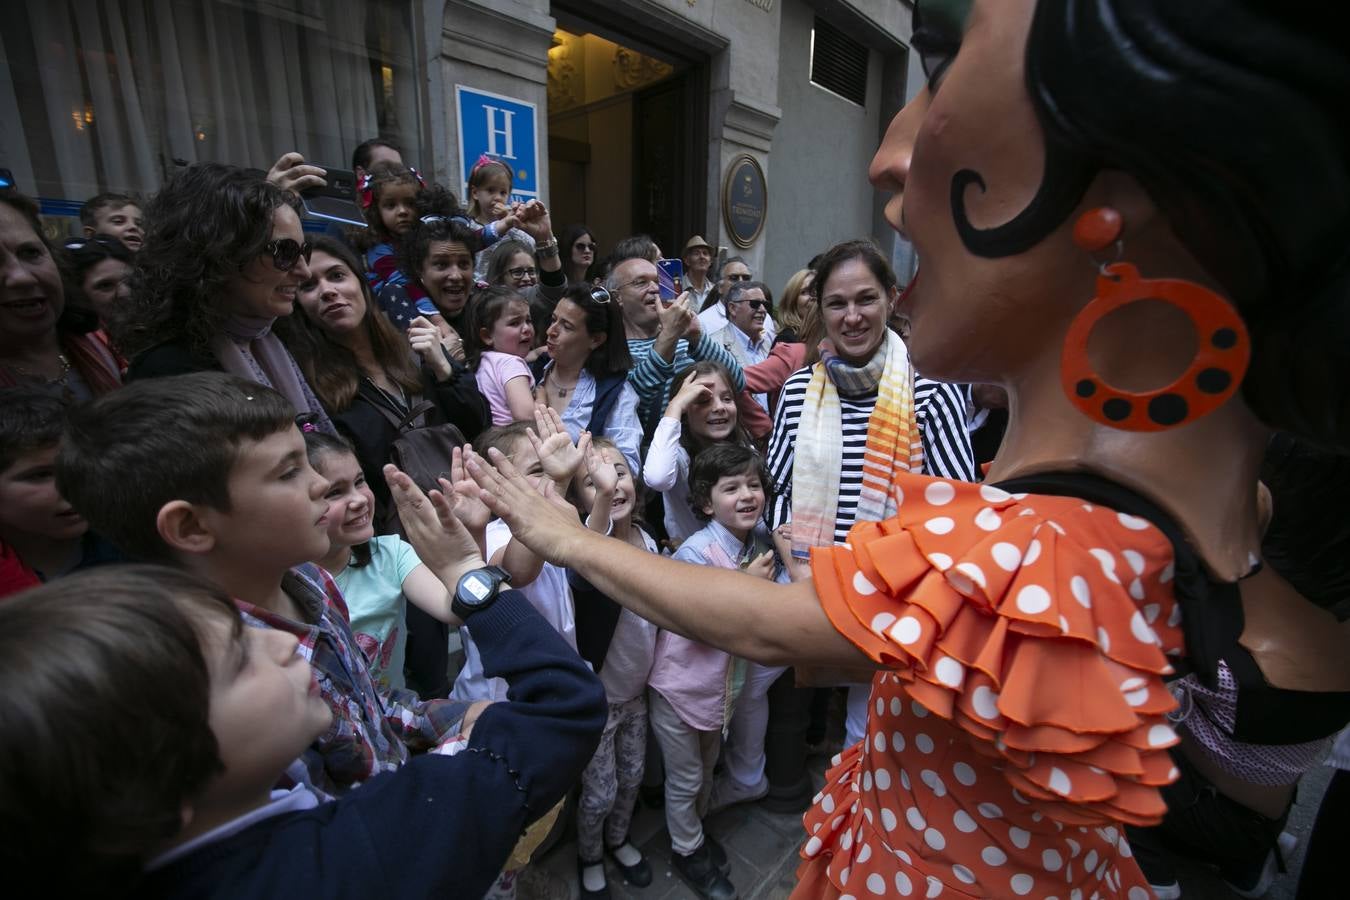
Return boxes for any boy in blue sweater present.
[0,476,605,897]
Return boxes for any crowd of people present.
[2,1,1349,899]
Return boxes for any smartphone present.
[300,166,366,227]
[656,258,684,302]
[0,168,14,190]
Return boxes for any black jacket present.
[335,362,489,525]
[139,592,607,899]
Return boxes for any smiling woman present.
[110,164,334,433]
[0,190,121,401]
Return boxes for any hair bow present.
[472,154,498,173]
[408,166,427,189]
[301,422,319,434]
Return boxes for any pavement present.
[526,753,1333,900]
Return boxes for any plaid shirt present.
[234,564,470,796]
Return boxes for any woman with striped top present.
[765,239,975,747]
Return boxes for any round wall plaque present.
[722,154,767,249]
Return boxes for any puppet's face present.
[871,0,1095,384]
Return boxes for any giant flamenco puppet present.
[457,0,1350,896]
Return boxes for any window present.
[0,0,422,201]
[809,17,868,107]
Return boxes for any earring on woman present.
[1060,207,1251,431]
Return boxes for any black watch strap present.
[452,565,511,620]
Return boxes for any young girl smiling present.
[304,428,456,693]
[643,361,752,544]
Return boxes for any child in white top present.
[469,286,537,426]
[643,361,753,544]
[451,409,584,702]
[568,435,660,896]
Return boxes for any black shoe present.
[577,857,611,900]
[705,834,731,873]
[672,843,737,900]
[605,842,652,888]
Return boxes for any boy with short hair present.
[56,372,467,795]
[649,443,786,900]
[0,386,119,597]
[80,191,143,251]
[0,558,605,898]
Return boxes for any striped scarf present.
[790,329,922,556]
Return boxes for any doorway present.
[545,13,708,260]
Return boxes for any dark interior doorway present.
[546,8,707,260]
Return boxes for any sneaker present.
[605,841,652,887]
[705,833,731,874]
[708,773,770,812]
[672,842,737,900]
[577,857,610,900]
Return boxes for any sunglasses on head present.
[264,238,313,272]
[62,235,128,257]
[588,285,612,304]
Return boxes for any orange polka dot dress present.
[794,472,1185,899]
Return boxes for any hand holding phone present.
[656,258,684,302]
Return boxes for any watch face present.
[463,573,493,603]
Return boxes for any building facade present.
[1,0,918,291]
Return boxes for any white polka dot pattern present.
[798,472,1184,899]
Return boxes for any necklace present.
[548,369,579,398]
[5,352,71,383]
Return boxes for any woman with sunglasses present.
[0,191,121,400]
[112,164,335,433]
[561,224,598,286]
[534,283,642,473]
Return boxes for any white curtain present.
[0,0,420,200]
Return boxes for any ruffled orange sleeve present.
[811,476,1185,826]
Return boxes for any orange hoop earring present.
[1061,208,1251,431]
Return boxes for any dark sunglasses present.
[264,238,313,272]
[731,297,769,311]
[574,241,596,252]
[588,285,612,304]
[725,272,753,282]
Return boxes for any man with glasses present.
[606,253,746,439]
[709,281,774,411]
[697,257,777,343]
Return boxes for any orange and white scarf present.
[790,330,922,556]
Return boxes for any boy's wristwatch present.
[452,565,512,620]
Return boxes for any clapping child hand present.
[527,405,582,491]
[578,432,618,535]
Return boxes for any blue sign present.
[455,86,540,205]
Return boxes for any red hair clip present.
[357,171,374,209]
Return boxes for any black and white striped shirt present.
[767,366,977,543]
